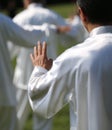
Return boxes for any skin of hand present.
[57,26,71,33]
[30,41,53,70]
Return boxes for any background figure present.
[12,0,77,130]
[66,12,89,43]
[0,13,54,130]
[28,0,112,130]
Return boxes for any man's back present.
[73,26,112,130]
[13,3,67,26]
[28,25,112,130]
[27,0,112,129]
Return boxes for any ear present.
[78,7,87,23]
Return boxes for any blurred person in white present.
[66,2,89,43]
[11,0,80,130]
[28,0,112,130]
[0,13,58,130]
[65,2,90,44]
[13,0,87,43]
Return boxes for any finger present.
[30,53,34,63]
[37,41,42,55]
[34,46,37,58]
[47,58,53,70]
[42,41,47,57]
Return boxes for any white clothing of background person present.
[0,13,57,130]
[9,25,57,130]
[12,1,77,130]
[67,14,89,43]
[28,25,112,130]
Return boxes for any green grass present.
[24,105,70,130]
[48,3,76,18]
[53,105,70,130]
[23,3,76,130]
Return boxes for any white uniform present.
[28,26,112,130]
[13,3,68,26]
[13,3,87,43]
[0,13,56,130]
[12,3,76,130]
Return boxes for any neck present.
[84,22,100,33]
[85,22,112,33]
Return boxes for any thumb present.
[49,58,53,64]
[47,58,53,70]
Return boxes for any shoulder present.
[38,7,61,17]
[14,9,28,19]
[0,14,14,27]
[0,13,10,21]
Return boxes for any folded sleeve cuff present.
[33,66,48,75]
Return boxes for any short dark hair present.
[31,0,43,3]
[77,0,112,25]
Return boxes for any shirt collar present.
[28,3,43,9]
[90,25,112,37]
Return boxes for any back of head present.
[77,0,112,25]
[23,0,45,8]
[31,0,44,3]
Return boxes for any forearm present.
[28,66,51,118]
[28,65,71,118]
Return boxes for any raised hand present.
[30,41,53,70]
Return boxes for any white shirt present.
[28,26,112,130]
[0,13,55,106]
[13,3,87,43]
[13,3,67,26]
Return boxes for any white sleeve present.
[0,14,56,47]
[7,41,20,59]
